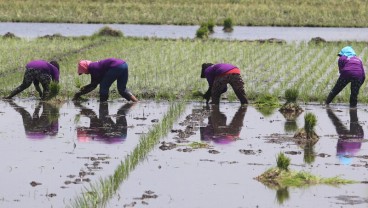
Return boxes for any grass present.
[1,0,368,27]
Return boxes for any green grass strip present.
[69,101,186,208]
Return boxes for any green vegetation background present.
[1,0,368,27]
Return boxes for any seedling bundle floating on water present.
[255,152,356,189]
[293,112,319,146]
[279,88,303,117]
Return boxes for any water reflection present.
[6,100,60,139]
[326,108,364,165]
[280,111,302,133]
[75,101,136,143]
[200,106,246,144]
[276,187,290,204]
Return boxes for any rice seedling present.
[223,17,234,32]
[196,25,209,39]
[1,36,368,104]
[276,152,290,171]
[304,112,317,135]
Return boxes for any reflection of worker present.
[6,100,59,139]
[326,108,364,164]
[200,106,246,144]
[76,101,136,143]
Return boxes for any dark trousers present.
[326,77,364,107]
[99,63,132,101]
[211,74,248,104]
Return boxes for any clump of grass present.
[254,93,280,107]
[276,152,290,171]
[196,24,209,39]
[207,19,215,33]
[94,26,123,37]
[49,81,60,98]
[304,112,317,135]
[285,88,299,103]
[280,88,303,113]
[293,112,318,147]
[254,93,280,117]
[223,17,234,32]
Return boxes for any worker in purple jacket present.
[325,46,365,107]
[201,63,248,105]
[73,58,138,102]
[4,60,59,100]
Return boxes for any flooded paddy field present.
[109,102,368,208]
[0,99,169,208]
[1,100,368,207]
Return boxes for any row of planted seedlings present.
[2,35,368,103]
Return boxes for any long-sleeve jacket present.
[26,60,59,82]
[77,58,125,95]
[338,56,365,81]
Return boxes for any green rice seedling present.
[276,152,290,171]
[207,19,215,33]
[304,112,317,135]
[196,25,209,39]
[285,88,299,103]
[223,17,234,32]
[48,81,60,98]
[254,93,280,107]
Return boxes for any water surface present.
[2,22,368,43]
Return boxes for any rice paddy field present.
[1,34,368,208]
[1,36,368,103]
[0,0,368,27]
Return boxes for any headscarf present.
[78,60,92,75]
[338,46,356,58]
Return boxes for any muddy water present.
[108,102,368,208]
[0,99,169,208]
[1,100,368,207]
[2,22,368,42]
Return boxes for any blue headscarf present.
[338,46,356,58]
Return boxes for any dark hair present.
[201,63,213,78]
[50,60,60,71]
